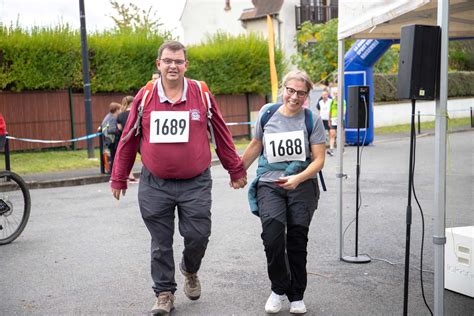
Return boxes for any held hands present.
[229,176,247,189]
[112,188,127,200]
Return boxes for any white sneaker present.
[290,300,307,314]
[265,291,283,313]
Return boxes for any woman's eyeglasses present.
[285,86,308,98]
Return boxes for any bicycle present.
[0,136,31,245]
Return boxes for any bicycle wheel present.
[0,171,31,245]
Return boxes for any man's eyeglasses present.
[159,58,186,66]
[285,86,308,98]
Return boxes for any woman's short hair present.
[280,70,313,95]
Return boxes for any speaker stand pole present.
[403,99,416,315]
[342,108,370,264]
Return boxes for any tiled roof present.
[240,0,284,21]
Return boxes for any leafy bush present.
[187,32,285,94]
[449,40,474,71]
[0,25,82,91]
[0,26,284,95]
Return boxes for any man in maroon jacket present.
[110,41,247,315]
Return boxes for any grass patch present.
[375,117,471,134]
[1,149,101,174]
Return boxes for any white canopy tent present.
[336,1,474,315]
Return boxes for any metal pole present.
[403,99,416,315]
[79,0,95,159]
[68,87,76,150]
[470,107,473,128]
[4,136,11,171]
[417,110,421,134]
[246,93,252,139]
[355,125,360,256]
[337,39,345,260]
[99,127,105,174]
[434,1,449,315]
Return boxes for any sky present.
[0,0,186,36]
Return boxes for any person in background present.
[116,95,136,182]
[0,113,7,151]
[327,87,345,156]
[110,40,247,315]
[241,70,326,315]
[317,88,333,155]
[100,102,121,173]
[152,71,160,80]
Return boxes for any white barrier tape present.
[6,132,102,144]
[417,108,473,116]
[225,122,255,126]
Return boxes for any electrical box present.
[445,226,474,297]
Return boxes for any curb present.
[1,158,223,191]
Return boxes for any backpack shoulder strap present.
[141,80,156,108]
[304,108,327,191]
[193,79,217,149]
[304,108,313,135]
[260,103,282,130]
[120,79,157,143]
[194,80,210,111]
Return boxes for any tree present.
[373,45,399,74]
[108,0,171,37]
[293,19,402,82]
[292,19,339,84]
[449,40,474,71]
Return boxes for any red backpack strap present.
[193,80,216,149]
[120,79,157,143]
[142,80,156,109]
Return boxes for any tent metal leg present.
[434,1,449,315]
[337,40,345,260]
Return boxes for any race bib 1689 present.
[264,130,306,163]
[150,111,190,143]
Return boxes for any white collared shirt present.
[157,78,188,104]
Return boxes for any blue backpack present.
[259,103,326,191]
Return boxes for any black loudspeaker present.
[397,24,441,100]
[347,86,370,129]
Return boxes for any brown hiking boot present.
[151,291,175,315]
[180,264,201,300]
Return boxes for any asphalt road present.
[1,131,473,315]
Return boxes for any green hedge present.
[0,26,166,93]
[187,33,285,95]
[374,72,474,102]
[0,26,284,94]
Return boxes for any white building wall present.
[180,0,252,45]
[242,0,299,67]
[373,98,474,127]
[278,0,299,63]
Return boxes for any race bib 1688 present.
[264,130,306,163]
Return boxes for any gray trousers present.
[138,166,212,296]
